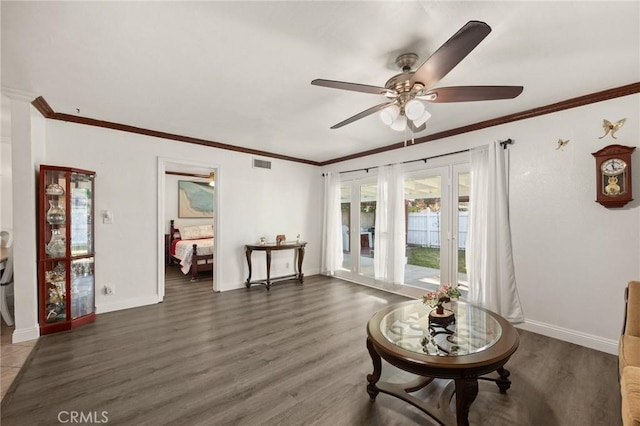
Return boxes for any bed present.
[169,220,214,281]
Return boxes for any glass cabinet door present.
[70,172,94,256]
[43,260,67,323]
[43,169,68,259]
[71,257,95,319]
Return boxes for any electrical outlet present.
[286,261,290,269]
[104,285,114,295]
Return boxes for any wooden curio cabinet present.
[38,165,96,334]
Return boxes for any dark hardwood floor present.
[1,267,621,425]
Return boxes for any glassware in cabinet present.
[38,165,96,334]
[71,257,94,319]
[46,228,66,258]
[43,261,67,323]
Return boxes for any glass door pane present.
[359,182,377,279]
[44,170,67,259]
[340,186,352,271]
[44,261,67,323]
[404,171,446,290]
[71,257,95,319]
[70,173,93,256]
[455,170,470,290]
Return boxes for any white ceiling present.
[2,1,639,164]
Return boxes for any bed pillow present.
[180,224,213,240]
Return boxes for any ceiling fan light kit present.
[404,99,425,121]
[413,109,432,127]
[312,20,524,131]
[380,104,400,125]
[390,114,407,132]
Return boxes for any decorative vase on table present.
[423,285,461,327]
[429,299,455,326]
[435,299,449,315]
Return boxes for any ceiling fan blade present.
[312,79,394,96]
[407,120,427,133]
[410,21,491,89]
[420,86,524,102]
[330,101,395,129]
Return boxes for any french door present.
[337,161,469,291]
[404,164,469,291]
[338,177,377,285]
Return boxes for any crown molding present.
[30,96,320,166]
[1,87,38,102]
[320,82,640,165]
[29,82,639,167]
[31,96,54,117]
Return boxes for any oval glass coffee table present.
[366,300,519,426]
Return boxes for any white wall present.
[0,139,11,229]
[322,94,640,354]
[1,94,13,229]
[10,99,45,343]
[44,121,323,314]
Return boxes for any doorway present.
[157,157,219,301]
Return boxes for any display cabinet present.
[38,165,96,334]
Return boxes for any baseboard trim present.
[96,296,160,314]
[12,324,40,344]
[516,319,618,355]
[327,275,620,355]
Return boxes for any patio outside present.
[342,249,469,298]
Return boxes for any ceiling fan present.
[311,21,523,132]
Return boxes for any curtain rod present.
[322,138,513,176]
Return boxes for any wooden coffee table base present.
[366,338,512,426]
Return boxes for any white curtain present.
[467,142,524,323]
[321,172,343,275]
[374,164,406,284]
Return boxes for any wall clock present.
[591,144,636,208]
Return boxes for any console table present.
[245,241,306,291]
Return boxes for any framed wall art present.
[178,181,214,218]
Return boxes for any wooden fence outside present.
[407,211,468,249]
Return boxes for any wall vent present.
[252,158,272,170]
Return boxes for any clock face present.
[600,158,627,176]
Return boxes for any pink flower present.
[422,284,461,308]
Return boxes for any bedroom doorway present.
[157,157,219,301]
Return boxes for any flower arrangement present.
[422,285,462,308]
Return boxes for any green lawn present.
[406,246,467,273]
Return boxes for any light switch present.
[103,210,113,224]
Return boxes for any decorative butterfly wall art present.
[599,118,626,139]
[556,139,570,151]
